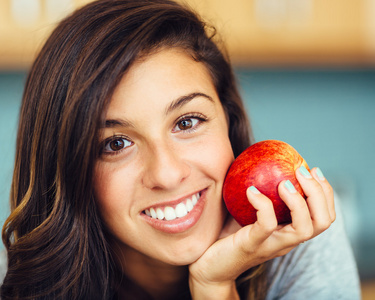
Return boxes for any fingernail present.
[249,186,261,194]
[316,167,325,180]
[284,180,297,193]
[299,165,312,178]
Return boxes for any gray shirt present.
[265,198,361,300]
[0,250,5,285]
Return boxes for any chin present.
[161,241,214,266]
[162,211,226,266]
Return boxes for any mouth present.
[141,190,207,234]
[143,191,201,221]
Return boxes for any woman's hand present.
[188,167,335,299]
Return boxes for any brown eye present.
[102,136,132,154]
[174,118,199,132]
[178,119,193,130]
[109,139,125,151]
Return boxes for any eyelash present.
[99,135,133,156]
[173,113,208,133]
[99,113,208,156]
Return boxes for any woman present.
[1,0,360,299]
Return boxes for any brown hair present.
[1,0,264,299]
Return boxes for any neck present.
[114,244,190,299]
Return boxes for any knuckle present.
[312,215,334,234]
[263,220,278,234]
[294,198,308,211]
[311,179,324,193]
[317,218,332,232]
[299,224,314,240]
[257,216,278,235]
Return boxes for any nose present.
[142,141,191,190]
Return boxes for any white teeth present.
[145,192,200,221]
[175,203,188,218]
[186,199,193,212]
[156,208,164,220]
[150,208,157,219]
[164,206,176,221]
[192,193,198,205]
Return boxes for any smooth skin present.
[93,48,335,299]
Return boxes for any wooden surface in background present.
[362,281,375,300]
[0,0,374,69]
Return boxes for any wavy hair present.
[1,0,264,299]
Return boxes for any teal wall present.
[1,69,374,279]
[0,72,24,230]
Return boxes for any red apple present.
[223,140,309,226]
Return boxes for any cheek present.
[93,163,132,218]
[93,164,112,206]
[92,165,141,247]
[197,133,234,181]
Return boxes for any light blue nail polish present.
[316,167,325,180]
[299,165,312,178]
[249,186,260,194]
[284,180,297,193]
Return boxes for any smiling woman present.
[94,49,233,265]
[0,0,360,299]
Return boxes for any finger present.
[243,186,278,244]
[296,166,333,235]
[310,167,336,222]
[278,180,314,241]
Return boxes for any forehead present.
[106,48,218,116]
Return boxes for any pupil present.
[179,119,192,130]
[110,139,124,151]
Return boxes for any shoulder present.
[265,195,361,300]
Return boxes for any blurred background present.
[1,0,374,297]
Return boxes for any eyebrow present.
[103,118,134,129]
[102,92,214,129]
[165,92,214,115]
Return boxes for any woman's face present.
[94,48,234,266]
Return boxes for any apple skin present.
[223,140,309,226]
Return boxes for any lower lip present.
[141,190,207,234]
